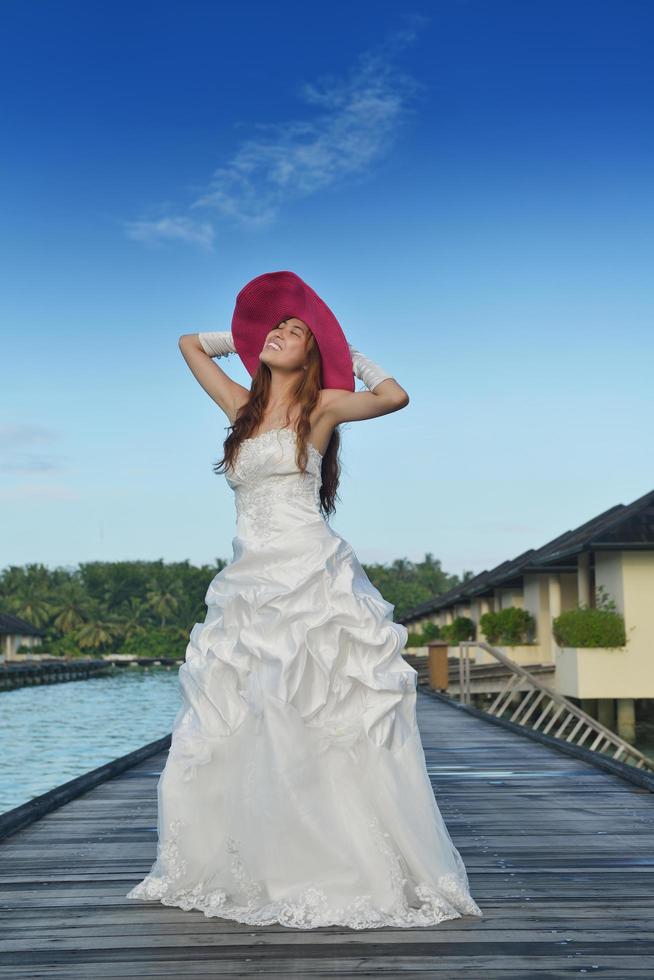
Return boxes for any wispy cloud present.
[0,423,58,448]
[0,483,80,502]
[0,422,67,475]
[124,215,215,249]
[0,456,65,475]
[126,18,428,247]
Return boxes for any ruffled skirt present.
[126,521,482,929]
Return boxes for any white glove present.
[347,342,393,391]
[198,331,237,359]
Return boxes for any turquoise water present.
[2,669,652,817]
[0,665,182,814]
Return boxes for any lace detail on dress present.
[230,428,323,544]
[226,836,265,903]
[126,817,188,902]
[235,481,276,539]
[231,432,279,539]
[235,427,323,473]
[365,814,481,923]
[127,813,482,928]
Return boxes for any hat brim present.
[231,271,355,392]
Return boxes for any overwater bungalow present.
[400,488,654,742]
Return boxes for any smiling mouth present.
[265,341,283,351]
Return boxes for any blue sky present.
[1,0,652,577]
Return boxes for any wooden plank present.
[0,690,653,976]
[3,966,654,980]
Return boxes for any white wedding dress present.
[126,426,482,929]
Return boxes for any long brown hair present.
[213,325,343,518]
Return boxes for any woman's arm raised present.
[321,344,409,425]
[320,342,409,427]
[178,332,249,425]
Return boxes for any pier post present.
[597,698,616,731]
[616,698,636,742]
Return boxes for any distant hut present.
[0,613,46,662]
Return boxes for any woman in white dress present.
[126,271,483,929]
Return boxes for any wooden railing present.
[456,640,654,774]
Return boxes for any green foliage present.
[405,621,443,647]
[480,607,535,645]
[553,587,626,648]
[47,631,84,658]
[406,631,427,647]
[361,552,470,622]
[422,621,442,641]
[0,552,475,658]
[595,584,619,613]
[441,616,475,643]
[0,559,227,657]
[122,626,188,659]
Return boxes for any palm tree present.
[4,587,53,629]
[75,619,120,653]
[50,582,91,634]
[145,581,182,628]
[115,596,150,642]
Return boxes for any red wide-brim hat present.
[231,270,355,392]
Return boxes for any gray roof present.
[401,487,654,623]
[0,612,46,637]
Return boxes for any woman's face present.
[260,318,310,370]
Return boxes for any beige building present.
[401,488,654,740]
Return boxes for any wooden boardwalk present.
[1,690,654,978]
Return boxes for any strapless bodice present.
[225,427,325,546]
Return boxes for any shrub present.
[441,616,475,644]
[422,621,442,641]
[479,611,501,644]
[480,607,535,645]
[47,632,83,658]
[553,607,626,648]
[404,621,443,647]
[121,626,188,659]
[552,585,626,649]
